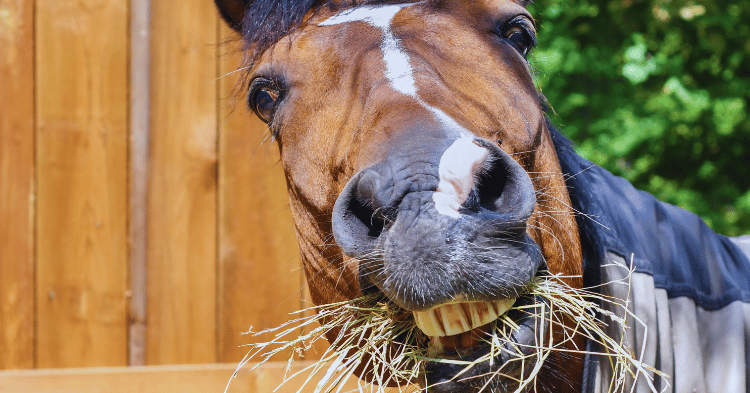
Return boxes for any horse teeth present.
[441,303,472,336]
[413,298,517,337]
[493,298,516,317]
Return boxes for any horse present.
[212,1,750,392]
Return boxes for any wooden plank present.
[0,0,35,370]
[0,363,253,393]
[217,26,307,363]
[252,361,368,393]
[129,0,151,367]
[147,0,219,364]
[0,362,374,393]
[35,0,129,368]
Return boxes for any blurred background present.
[529,0,750,237]
[0,0,748,390]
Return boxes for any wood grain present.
[0,0,35,370]
[35,0,129,368]
[0,364,254,393]
[217,26,306,363]
[147,0,219,364]
[0,362,373,393]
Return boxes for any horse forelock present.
[239,0,425,64]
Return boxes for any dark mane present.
[239,0,421,64]
[547,118,604,289]
[239,0,322,62]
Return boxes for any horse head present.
[216,1,585,391]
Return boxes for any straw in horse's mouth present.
[227,270,662,393]
[418,295,546,392]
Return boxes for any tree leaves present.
[529,0,750,236]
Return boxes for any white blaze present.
[382,35,418,96]
[320,4,465,127]
[428,106,467,133]
[432,137,489,218]
[320,4,417,96]
[321,5,475,194]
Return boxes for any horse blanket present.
[551,128,750,393]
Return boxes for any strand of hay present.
[226,264,663,393]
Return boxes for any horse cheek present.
[287,192,361,307]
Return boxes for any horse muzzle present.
[331,135,546,391]
[332,135,543,305]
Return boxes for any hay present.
[226,265,663,393]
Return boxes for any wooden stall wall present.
[0,0,35,371]
[147,0,219,365]
[36,0,129,368]
[0,0,309,370]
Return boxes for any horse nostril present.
[332,170,390,258]
[354,168,400,235]
[463,140,536,225]
[474,160,509,212]
[351,193,385,237]
[354,170,381,210]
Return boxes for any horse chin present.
[416,295,544,393]
[363,214,548,392]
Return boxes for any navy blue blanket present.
[551,125,750,393]
[551,127,750,309]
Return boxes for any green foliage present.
[529,0,750,236]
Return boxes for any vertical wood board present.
[147,0,219,364]
[0,0,35,370]
[35,0,129,368]
[217,28,306,363]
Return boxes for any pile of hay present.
[227,270,661,393]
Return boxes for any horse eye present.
[250,84,280,123]
[505,26,533,56]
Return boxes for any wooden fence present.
[0,362,373,393]
[0,0,315,371]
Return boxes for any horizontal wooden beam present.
[0,363,246,393]
[0,362,378,393]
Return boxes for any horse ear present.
[214,0,250,31]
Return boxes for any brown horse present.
[215,0,585,391]
[214,1,750,392]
